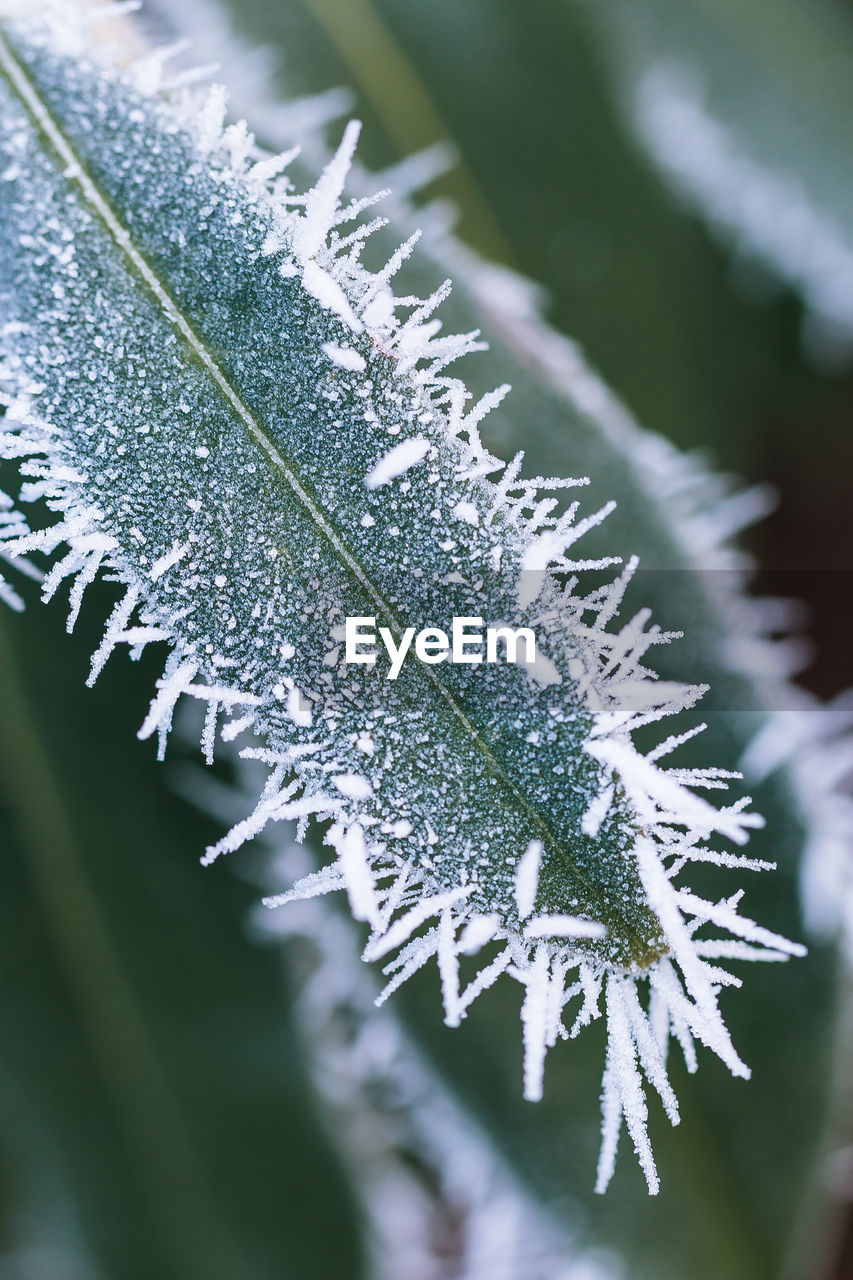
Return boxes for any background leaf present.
[590,0,853,351]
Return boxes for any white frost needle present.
[0,3,808,1193]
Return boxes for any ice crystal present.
[0,5,806,1192]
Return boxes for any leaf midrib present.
[0,26,655,958]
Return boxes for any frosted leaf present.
[0,9,807,1197]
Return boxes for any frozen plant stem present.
[0,4,803,1193]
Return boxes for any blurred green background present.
[2,0,852,1276]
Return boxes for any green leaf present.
[0,4,829,1222]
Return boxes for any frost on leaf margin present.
[0,5,804,1194]
[627,59,853,354]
